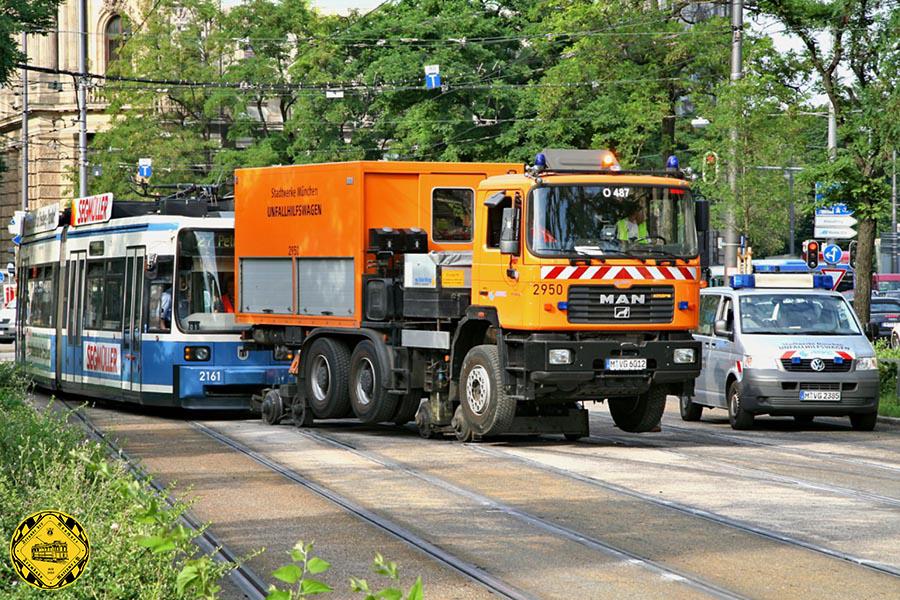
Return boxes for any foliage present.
[0,364,236,599]
[0,0,61,85]
[872,341,900,417]
[265,541,423,600]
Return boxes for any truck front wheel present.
[459,345,516,438]
[304,337,352,419]
[608,386,666,433]
[349,340,399,424]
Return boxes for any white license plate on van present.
[800,391,841,401]
[605,358,647,371]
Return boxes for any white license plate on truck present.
[800,391,841,401]
[605,358,647,371]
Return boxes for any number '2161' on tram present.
[16,196,291,408]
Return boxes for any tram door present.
[65,251,87,384]
[122,247,145,393]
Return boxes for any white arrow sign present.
[815,215,858,228]
[814,226,857,239]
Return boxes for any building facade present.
[0,0,132,266]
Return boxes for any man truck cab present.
[683,273,879,430]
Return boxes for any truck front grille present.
[566,285,674,324]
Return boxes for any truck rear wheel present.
[349,340,399,424]
[608,385,666,433]
[304,337,352,419]
[393,391,423,425]
[459,345,516,437]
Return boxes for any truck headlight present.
[549,349,573,365]
[856,357,878,371]
[673,348,695,364]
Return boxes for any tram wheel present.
[349,341,400,424]
[261,389,284,425]
[303,337,352,419]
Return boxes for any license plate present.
[605,358,647,371]
[800,391,841,401]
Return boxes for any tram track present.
[54,399,269,600]
[463,442,900,579]
[564,431,900,510]
[267,426,748,600]
[189,421,537,600]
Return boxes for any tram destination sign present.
[72,193,114,227]
[23,204,61,236]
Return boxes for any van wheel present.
[304,337,351,420]
[460,345,516,437]
[349,340,399,424]
[679,395,703,421]
[728,381,754,430]
[849,412,877,431]
[393,391,424,425]
[608,385,666,433]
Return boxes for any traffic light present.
[804,240,820,269]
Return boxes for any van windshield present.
[739,295,861,335]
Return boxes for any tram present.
[16,193,291,408]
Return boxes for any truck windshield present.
[176,229,243,333]
[528,184,698,258]
[739,295,861,335]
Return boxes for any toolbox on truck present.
[403,252,472,319]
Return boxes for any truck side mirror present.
[695,198,709,233]
[499,206,520,255]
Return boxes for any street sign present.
[815,204,853,216]
[424,64,441,90]
[815,215,857,228]
[820,268,846,291]
[814,226,857,239]
[822,244,843,265]
[138,158,152,179]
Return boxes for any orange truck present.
[234,150,707,440]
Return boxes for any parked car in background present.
[872,273,900,296]
[0,299,16,343]
[869,296,900,340]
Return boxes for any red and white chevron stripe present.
[540,265,698,281]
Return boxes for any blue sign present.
[425,73,441,90]
[815,204,853,217]
[138,164,152,178]
[822,244,843,265]
[0,272,5,283]
[12,235,20,246]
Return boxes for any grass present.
[874,340,900,418]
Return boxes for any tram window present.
[84,259,126,331]
[148,259,174,333]
[24,264,55,328]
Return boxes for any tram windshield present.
[176,229,242,333]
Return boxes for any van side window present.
[697,295,719,335]
[433,188,474,242]
[486,195,511,248]
[718,298,734,335]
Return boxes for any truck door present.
[122,247,145,394]
[65,251,87,385]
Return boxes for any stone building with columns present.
[0,0,132,266]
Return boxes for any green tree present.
[0,0,61,85]
[756,0,900,321]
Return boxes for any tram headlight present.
[185,346,210,361]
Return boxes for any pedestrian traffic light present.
[804,240,820,269]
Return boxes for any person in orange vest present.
[218,278,235,313]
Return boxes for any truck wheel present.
[349,340,399,424]
[393,391,423,425]
[727,381,754,430]
[304,337,351,420]
[608,386,666,433]
[679,395,703,421]
[849,412,877,431]
[261,389,284,425]
[460,345,516,437]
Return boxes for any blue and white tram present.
[17,205,291,408]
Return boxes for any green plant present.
[350,553,423,600]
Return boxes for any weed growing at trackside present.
[265,540,423,600]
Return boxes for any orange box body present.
[234,161,521,328]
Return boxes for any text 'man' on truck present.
[234,150,708,440]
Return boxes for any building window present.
[105,15,127,68]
